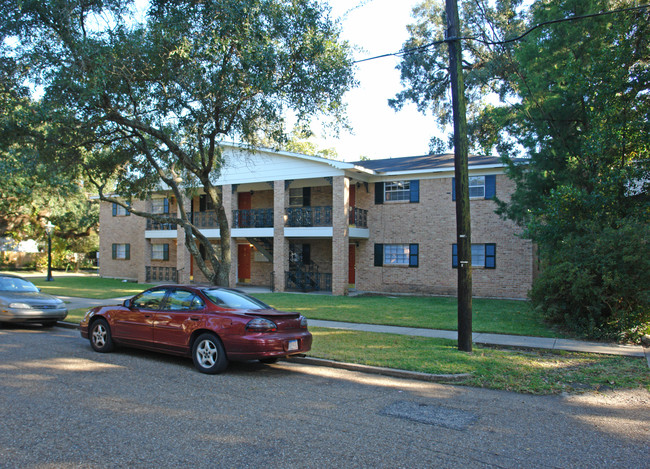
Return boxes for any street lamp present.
[45,221,54,282]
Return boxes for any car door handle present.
[190,317,200,321]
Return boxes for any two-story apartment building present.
[99,145,534,298]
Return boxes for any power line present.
[353,3,650,64]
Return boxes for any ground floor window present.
[112,243,130,260]
[151,243,169,261]
[452,243,496,268]
[374,243,418,267]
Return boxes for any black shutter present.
[410,180,420,203]
[112,203,117,216]
[303,187,311,207]
[485,175,496,199]
[485,243,496,269]
[112,244,117,259]
[375,182,384,205]
[374,244,384,266]
[452,244,458,268]
[124,244,130,260]
[409,244,419,267]
[452,178,456,201]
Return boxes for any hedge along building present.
[99,145,534,298]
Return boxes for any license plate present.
[287,339,299,351]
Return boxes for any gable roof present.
[350,153,522,174]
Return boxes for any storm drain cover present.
[381,401,477,431]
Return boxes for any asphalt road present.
[1,326,648,468]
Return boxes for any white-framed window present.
[151,244,169,261]
[384,181,411,202]
[469,176,486,198]
[112,243,130,260]
[112,203,130,216]
[452,243,496,269]
[289,188,304,206]
[384,244,410,265]
[374,243,419,267]
[151,198,169,214]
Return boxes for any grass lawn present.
[309,328,650,395]
[255,293,560,337]
[29,275,154,299]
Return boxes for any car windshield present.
[203,289,271,310]
[0,277,39,292]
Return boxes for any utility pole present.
[445,0,472,352]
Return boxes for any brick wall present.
[99,200,147,281]
[356,174,533,299]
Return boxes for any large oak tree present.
[3,0,356,285]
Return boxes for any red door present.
[238,192,252,210]
[348,244,356,285]
[238,244,251,283]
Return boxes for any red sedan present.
[80,286,312,374]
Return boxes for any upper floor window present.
[151,198,169,214]
[452,175,496,200]
[469,176,485,198]
[289,187,311,207]
[385,181,410,202]
[375,180,419,204]
[112,203,130,216]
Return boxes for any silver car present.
[0,274,68,327]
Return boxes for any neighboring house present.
[99,146,534,299]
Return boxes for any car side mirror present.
[123,299,132,308]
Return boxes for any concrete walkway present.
[61,295,649,366]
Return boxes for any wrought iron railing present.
[146,213,177,231]
[146,266,178,283]
[286,206,333,227]
[285,260,331,292]
[192,210,218,228]
[285,270,332,292]
[349,207,368,228]
[233,209,273,228]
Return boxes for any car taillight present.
[300,316,308,328]
[246,317,277,332]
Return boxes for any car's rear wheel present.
[192,333,227,374]
[90,318,114,353]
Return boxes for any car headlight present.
[300,316,308,328]
[9,302,33,309]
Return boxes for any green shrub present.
[531,219,650,342]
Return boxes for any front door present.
[238,244,251,283]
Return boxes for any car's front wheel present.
[192,333,228,374]
[90,318,114,353]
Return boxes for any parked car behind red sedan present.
[80,285,312,374]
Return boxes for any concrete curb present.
[284,356,472,383]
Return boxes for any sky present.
[315,0,447,161]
